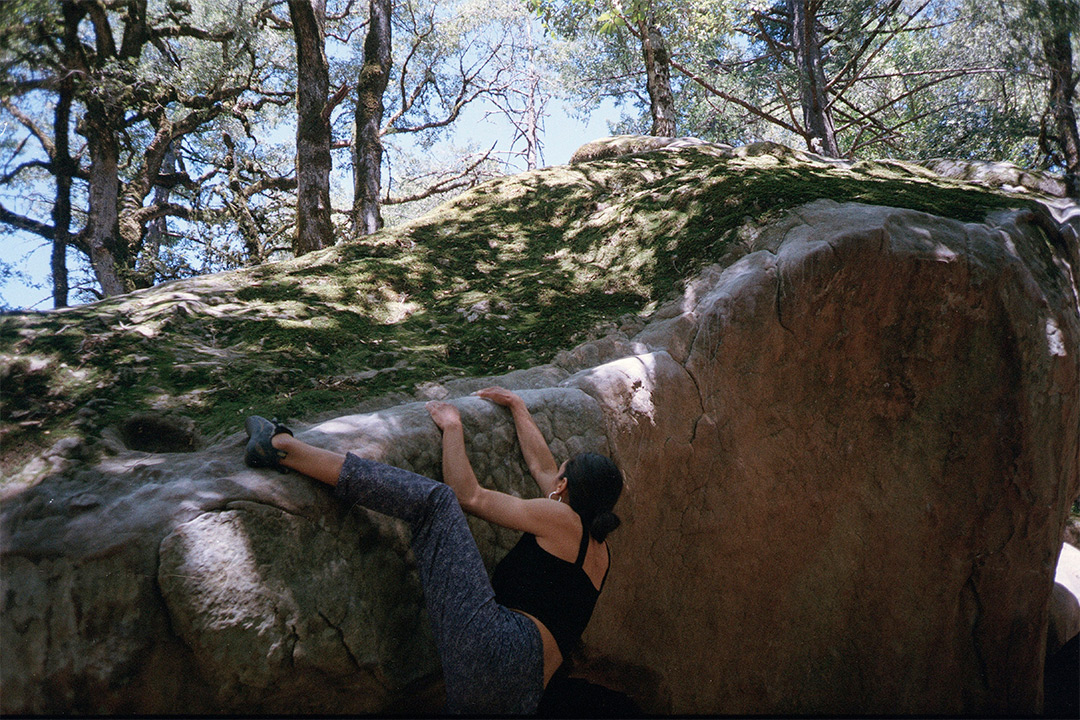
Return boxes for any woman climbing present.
[242,385,623,715]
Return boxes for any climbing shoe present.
[244,415,293,471]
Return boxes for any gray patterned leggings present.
[334,453,545,715]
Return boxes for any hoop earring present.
[548,491,562,503]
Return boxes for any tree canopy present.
[1,0,1076,308]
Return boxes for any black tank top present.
[491,527,609,659]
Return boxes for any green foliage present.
[540,0,1077,169]
[0,147,1033,483]
[0,0,302,301]
[5,0,1067,307]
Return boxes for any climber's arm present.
[427,401,485,509]
[427,400,571,534]
[475,387,562,496]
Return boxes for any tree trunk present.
[52,91,72,308]
[639,21,677,137]
[523,22,541,170]
[81,104,128,297]
[353,0,392,237]
[289,0,332,255]
[523,69,541,169]
[134,142,176,288]
[789,0,840,157]
[51,3,81,308]
[1042,0,1080,197]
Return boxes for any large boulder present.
[2,149,1078,715]
[0,391,610,714]
[577,200,1080,714]
[569,134,717,164]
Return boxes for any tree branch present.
[387,30,512,136]
[0,202,54,240]
[823,0,906,87]
[0,159,53,185]
[748,12,794,58]
[669,56,803,136]
[248,175,298,195]
[321,81,352,122]
[835,68,1001,138]
[383,143,496,205]
[827,0,932,99]
[386,19,437,129]
[130,201,195,226]
[846,107,938,155]
[326,0,360,22]
[1,97,55,159]
[854,66,1008,82]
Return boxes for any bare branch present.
[772,74,803,135]
[707,53,775,73]
[854,66,1008,82]
[321,81,352,122]
[820,0,902,45]
[326,0,359,22]
[749,12,794,59]
[131,202,195,226]
[823,0,906,86]
[385,20,437,129]
[151,22,237,43]
[1,98,55,159]
[383,143,496,205]
[326,20,367,44]
[0,159,54,185]
[0,202,53,240]
[387,30,513,137]
[246,174,298,196]
[579,70,645,86]
[843,106,937,156]
[835,68,1000,138]
[669,56,803,136]
[827,0,933,99]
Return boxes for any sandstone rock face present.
[923,157,1070,197]
[0,391,608,714]
[569,134,722,164]
[576,200,1080,714]
[2,191,1077,714]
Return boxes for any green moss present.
[0,147,1037,482]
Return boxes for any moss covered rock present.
[1,140,1077,715]
[0,141,1047,490]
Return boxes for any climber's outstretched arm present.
[427,400,571,536]
[475,387,561,496]
[427,401,485,508]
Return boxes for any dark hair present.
[562,452,624,542]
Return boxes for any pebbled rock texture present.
[2,192,1078,712]
[0,390,609,715]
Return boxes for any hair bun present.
[590,511,621,541]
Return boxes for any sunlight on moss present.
[276,316,336,330]
[1,145,1040,482]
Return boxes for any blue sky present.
[0,98,622,311]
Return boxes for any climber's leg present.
[243,415,344,484]
[271,434,344,486]
[335,453,544,714]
